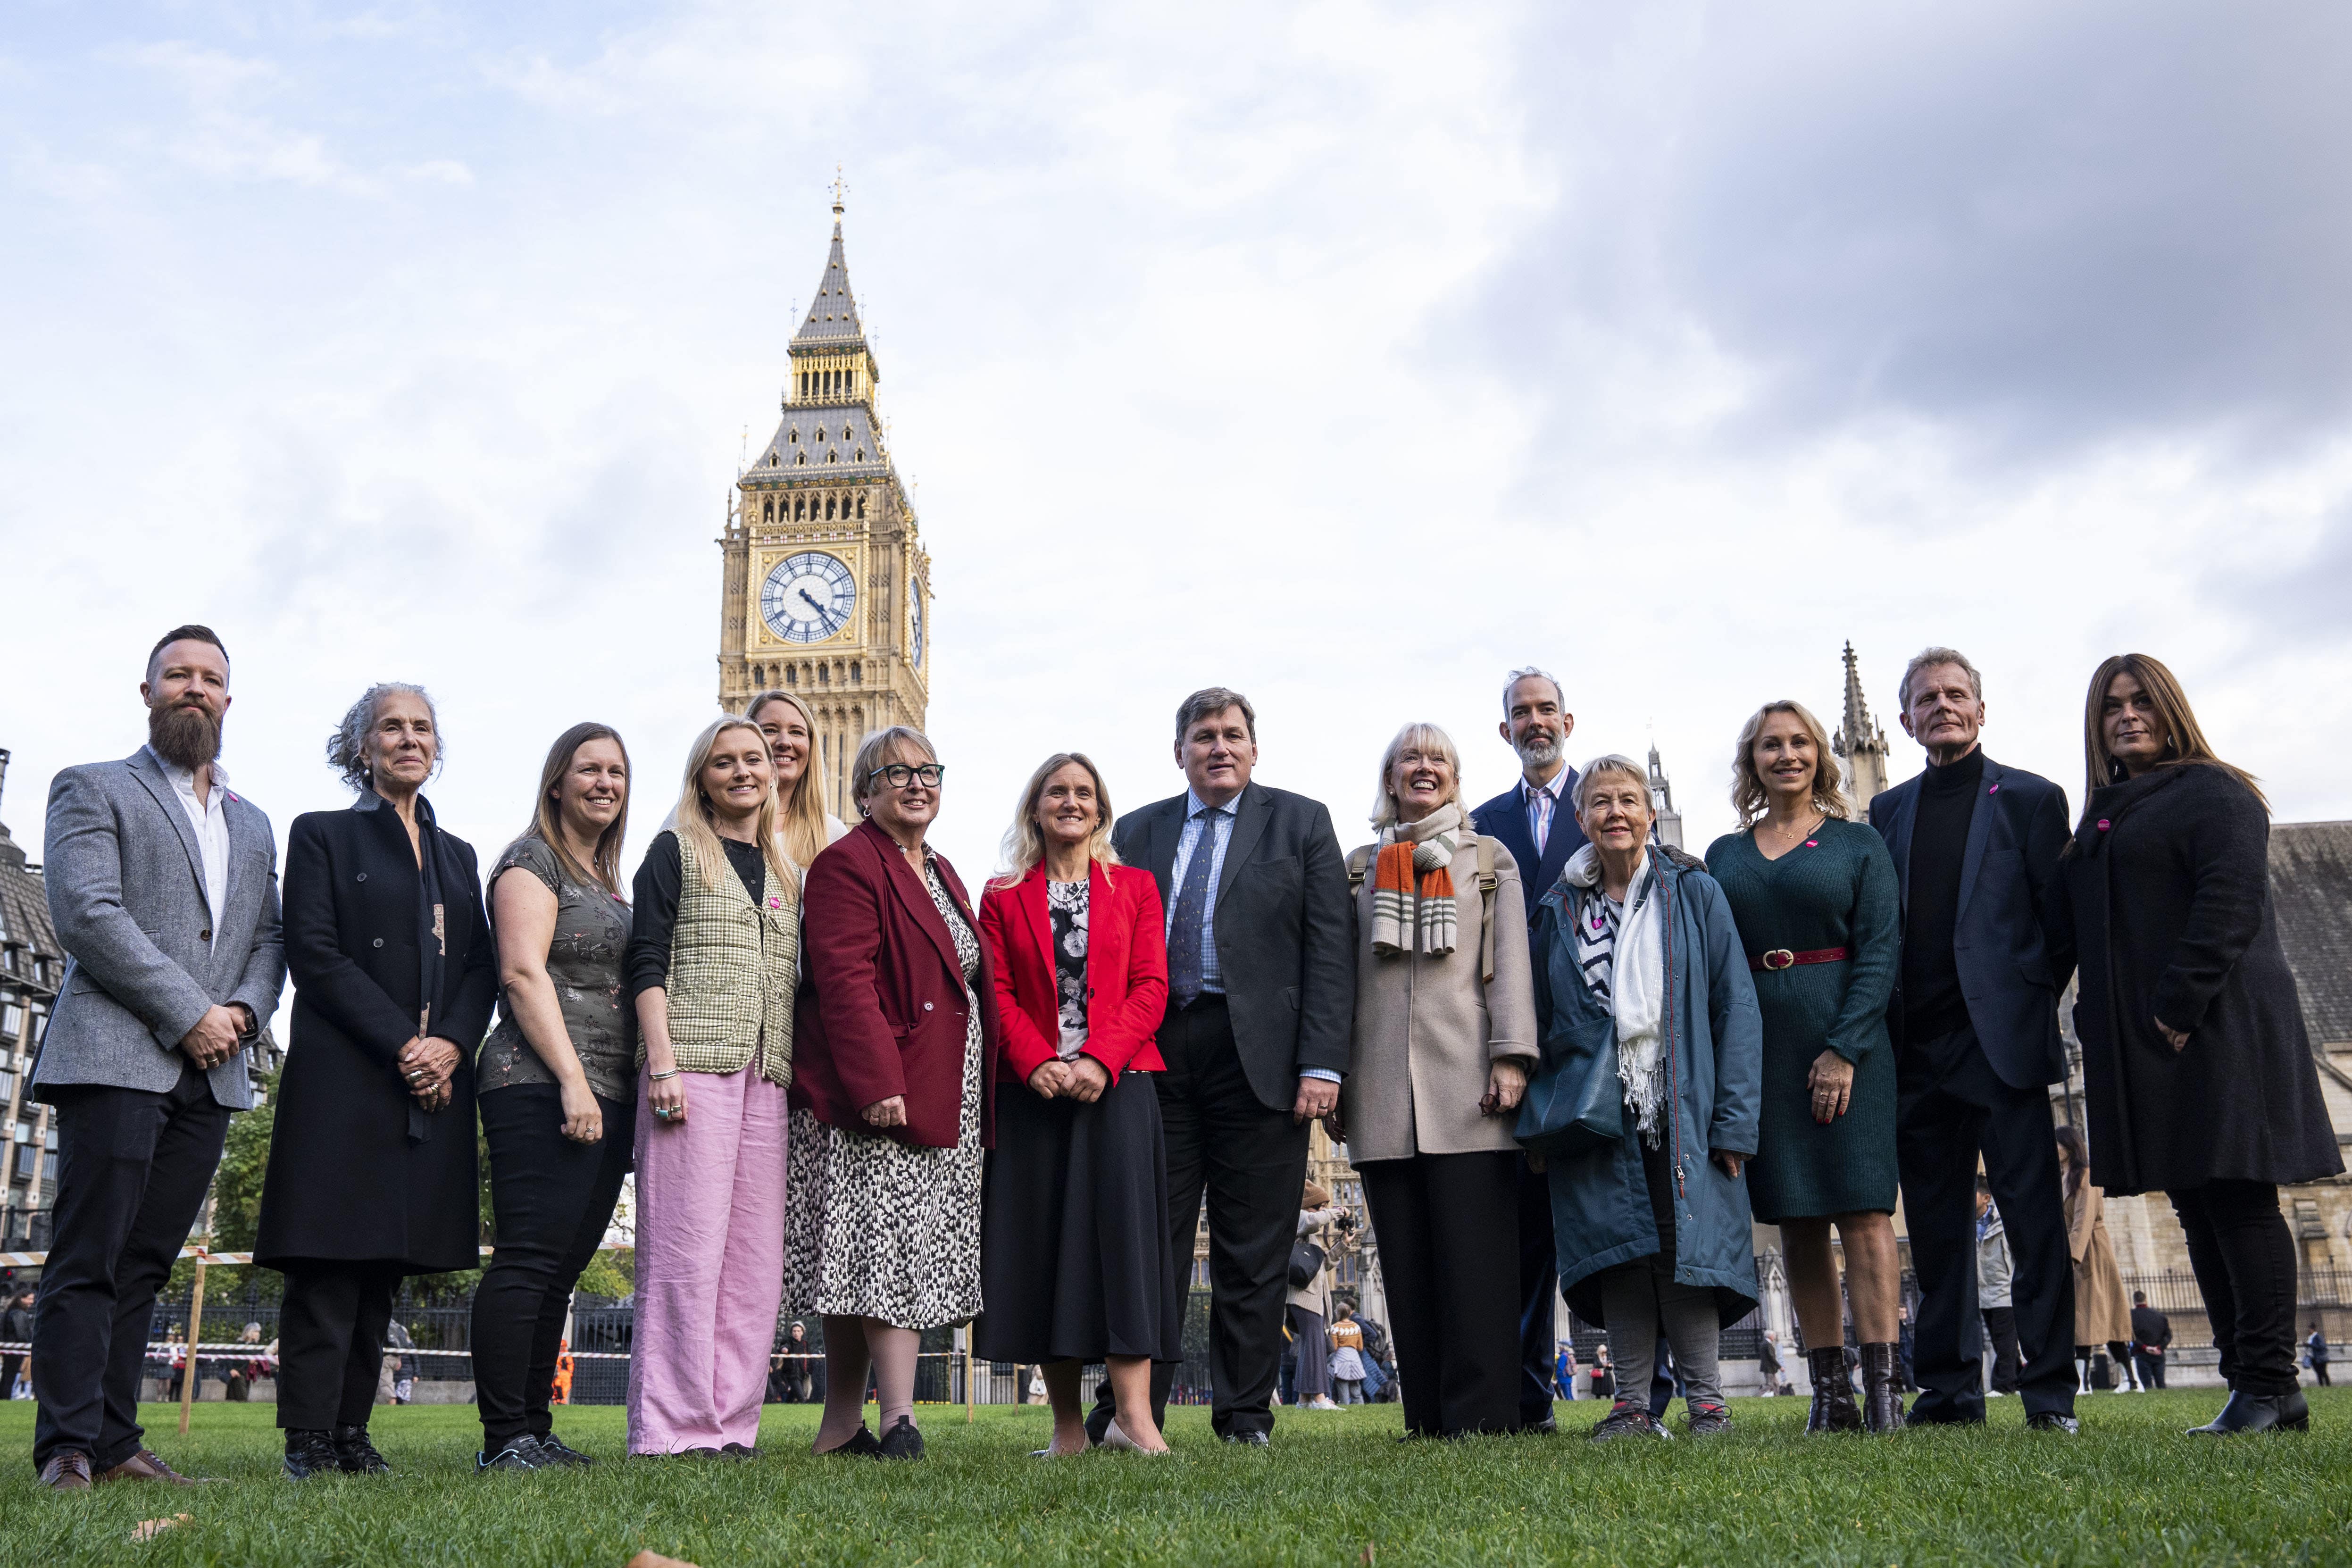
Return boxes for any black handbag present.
[1514,1009,1625,1158]
[1288,1237,1327,1290]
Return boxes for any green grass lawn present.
[1,1391,2347,1566]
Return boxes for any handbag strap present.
[1348,836,1499,983]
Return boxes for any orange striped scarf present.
[1370,807,1461,957]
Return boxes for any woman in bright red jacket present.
[975,752,1175,1455]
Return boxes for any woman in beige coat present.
[2057,1125,2134,1390]
[1334,722,1538,1436]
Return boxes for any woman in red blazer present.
[973,752,1177,1455]
[784,726,999,1462]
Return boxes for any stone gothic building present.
[716,191,932,813]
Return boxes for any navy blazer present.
[1867,751,2076,1090]
[1114,780,1353,1113]
[1470,769,1585,957]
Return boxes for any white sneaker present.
[1308,1396,1340,1410]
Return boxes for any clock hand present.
[798,587,827,614]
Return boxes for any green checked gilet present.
[651,832,798,1087]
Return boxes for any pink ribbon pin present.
[2096,819,2110,831]
[1804,840,1818,849]
[1987,784,1999,794]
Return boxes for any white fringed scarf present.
[1564,843,1667,1146]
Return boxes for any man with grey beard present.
[28,626,284,1491]
[1469,667,1586,1432]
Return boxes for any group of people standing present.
[18,625,2341,1491]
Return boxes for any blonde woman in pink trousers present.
[622,717,802,1457]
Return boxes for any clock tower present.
[717,187,933,814]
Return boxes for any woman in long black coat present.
[2060,654,2341,1435]
[257,684,496,1478]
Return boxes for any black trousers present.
[1896,1022,2077,1423]
[1361,1151,1519,1435]
[472,1084,635,1448]
[1093,996,1309,1440]
[277,1261,405,1430]
[1514,1152,1559,1424]
[2169,1180,2300,1395]
[31,1060,230,1469]
[1980,1306,2021,1393]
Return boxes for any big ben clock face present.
[759,551,857,644]
[909,579,925,667]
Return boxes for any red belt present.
[1750,946,1850,972]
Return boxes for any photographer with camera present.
[1286,1183,1345,1409]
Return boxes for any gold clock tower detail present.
[718,187,932,813]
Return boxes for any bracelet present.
[647,1068,681,1082]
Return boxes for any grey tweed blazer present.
[33,748,285,1109]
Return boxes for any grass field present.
[1,1392,2347,1566]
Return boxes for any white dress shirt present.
[148,745,232,924]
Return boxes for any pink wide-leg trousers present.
[626,1065,788,1454]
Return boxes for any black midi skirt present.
[973,1067,1182,1364]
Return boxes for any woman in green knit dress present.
[1706,700,1902,1433]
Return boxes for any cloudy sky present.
[4,0,2349,884]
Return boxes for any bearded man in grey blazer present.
[28,626,284,1491]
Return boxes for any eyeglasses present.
[867,762,946,790]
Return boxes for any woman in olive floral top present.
[470,723,635,1472]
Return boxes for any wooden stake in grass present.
[177,1253,208,1436]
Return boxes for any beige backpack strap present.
[1348,844,1374,890]
[1476,836,1499,984]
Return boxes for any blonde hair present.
[1730,700,1853,826]
[1572,754,1651,816]
[2081,653,2266,808]
[746,689,834,867]
[1368,722,1466,828]
[670,717,798,900]
[993,753,1122,889]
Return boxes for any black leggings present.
[2169,1181,2300,1396]
[472,1084,635,1448]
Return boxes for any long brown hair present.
[2080,653,2266,808]
[1729,700,1854,826]
[746,689,835,867]
[519,722,631,896]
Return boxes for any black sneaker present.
[533,1433,593,1468]
[329,1425,392,1475]
[284,1429,342,1481]
[876,1416,925,1460]
[719,1443,758,1461]
[1590,1401,1674,1442]
[476,1438,544,1474]
[1683,1401,1734,1437]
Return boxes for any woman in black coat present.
[2060,654,2342,1435]
[257,684,496,1478]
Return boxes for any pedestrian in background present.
[29,627,284,1492]
[1537,757,1762,1441]
[2129,1292,2171,1391]
[1328,1303,1368,1406]
[472,722,637,1473]
[2058,653,2342,1435]
[1977,1185,2022,1398]
[1342,722,1538,1438]
[974,751,1176,1456]
[261,683,493,1482]
[1709,701,1904,1434]
[2309,1326,2332,1387]
[2056,1125,2133,1394]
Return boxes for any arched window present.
[851,661,861,683]
[762,498,774,523]
[825,496,836,520]
[818,663,830,685]
[785,664,797,686]
[795,452,806,466]
[857,496,867,518]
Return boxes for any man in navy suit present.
[1868,648,2079,1433]
[1468,667,1585,1433]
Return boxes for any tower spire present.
[1831,641,1892,806]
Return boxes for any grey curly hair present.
[327,682,442,792]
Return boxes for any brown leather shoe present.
[98,1448,220,1485]
[37,1450,95,1491]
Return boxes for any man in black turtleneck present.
[1868,649,2081,1433]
